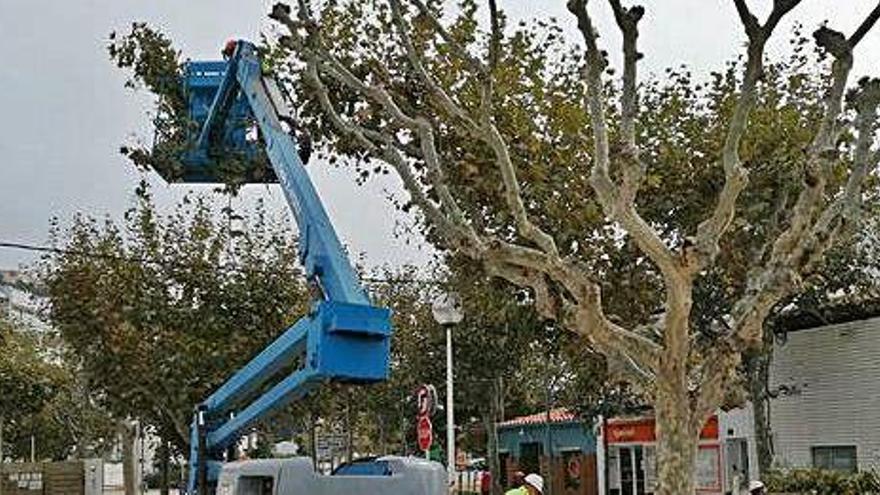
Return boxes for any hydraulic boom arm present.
[166,41,392,494]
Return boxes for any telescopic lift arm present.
[167,40,392,494]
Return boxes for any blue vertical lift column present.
[154,41,392,494]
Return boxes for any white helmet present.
[749,480,766,492]
[524,473,544,493]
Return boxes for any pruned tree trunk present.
[746,348,774,477]
[656,382,698,495]
[487,378,503,495]
[310,412,318,468]
[655,422,697,495]
[159,441,170,495]
[654,332,704,495]
[121,421,138,495]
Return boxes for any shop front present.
[603,416,723,495]
[497,409,600,495]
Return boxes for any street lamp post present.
[432,293,464,489]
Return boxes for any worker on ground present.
[748,480,766,495]
[504,471,526,495]
[523,473,544,494]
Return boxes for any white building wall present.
[769,316,880,471]
[719,406,759,483]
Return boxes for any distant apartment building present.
[0,269,53,347]
[0,269,18,313]
[768,313,880,473]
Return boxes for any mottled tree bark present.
[159,441,170,495]
[121,421,137,495]
[745,349,774,477]
[654,404,697,495]
[485,378,503,495]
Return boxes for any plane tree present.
[262,1,880,492]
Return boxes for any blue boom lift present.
[148,40,442,494]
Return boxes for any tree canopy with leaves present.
[0,313,114,461]
[40,188,310,454]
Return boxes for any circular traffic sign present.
[417,416,433,452]
[416,385,437,417]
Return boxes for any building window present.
[812,446,858,473]
[695,445,721,492]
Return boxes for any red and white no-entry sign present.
[417,416,433,452]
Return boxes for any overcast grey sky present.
[1,1,878,272]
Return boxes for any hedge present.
[766,468,880,495]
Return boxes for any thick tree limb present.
[389,0,559,257]
[481,240,661,380]
[850,1,880,47]
[568,0,611,183]
[693,0,803,271]
[569,0,682,287]
[569,1,696,378]
[691,7,880,425]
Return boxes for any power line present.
[1,241,117,260]
[0,240,440,286]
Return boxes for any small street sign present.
[416,384,437,417]
[315,433,348,461]
[417,416,433,452]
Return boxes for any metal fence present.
[1,461,85,495]
[452,470,485,494]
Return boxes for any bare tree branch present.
[569,0,682,285]
[850,1,880,47]
[282,11,492,255]
[487,0,502,70]
[567,0,611,183]
[608,0,644,150]
[407,0,489,78]
[693,0,803,271]
[696,26,880,423]
[732,0,760,35]
[388,0,559,257]
[387,0,479,130]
